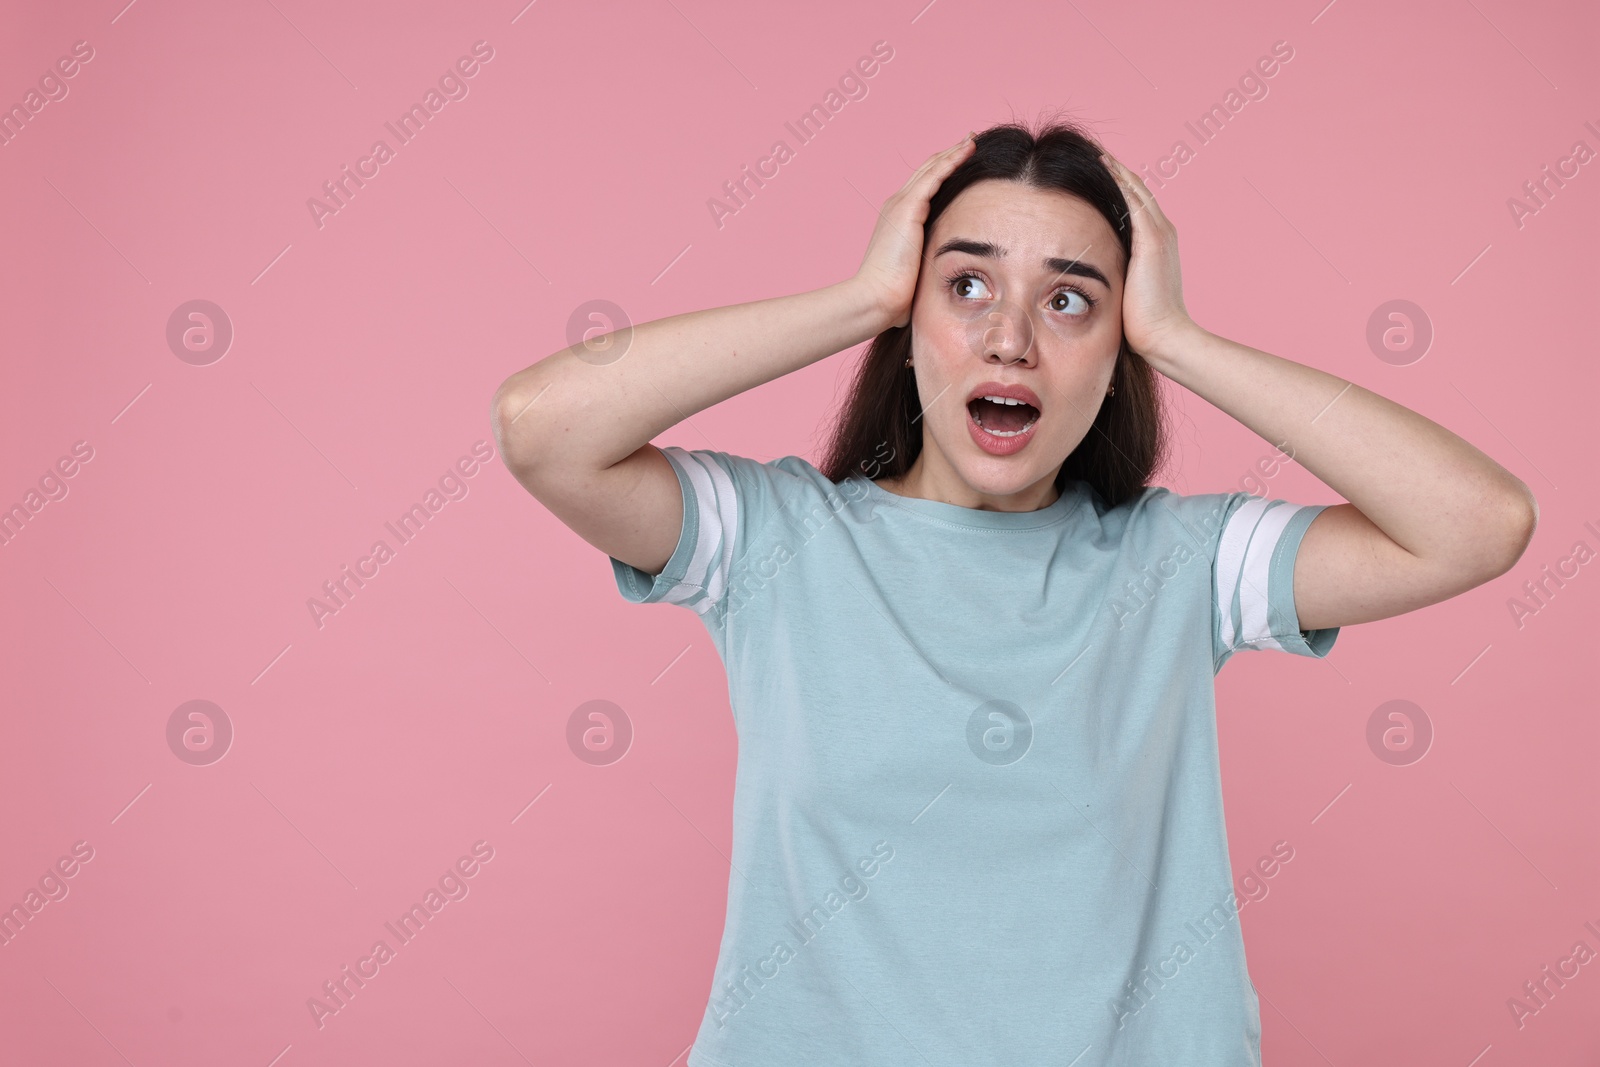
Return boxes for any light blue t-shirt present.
[611,445,1338,1066]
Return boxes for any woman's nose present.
[968,301,1036,364]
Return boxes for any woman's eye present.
[949,273,1091,316]
[1050,289,1091,315]
[951,274,990,299]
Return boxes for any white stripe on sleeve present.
[661,447,739,612]
[1235,500,1300,651]
[1215,495,1270,652]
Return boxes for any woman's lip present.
[966,402,1039,456]
[966,381,1043,408]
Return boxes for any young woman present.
[492,121,1535,1065]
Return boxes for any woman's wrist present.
[834,274,902,339]
[1135,318,1211,378]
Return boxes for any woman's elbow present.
[1482,481,1539,581]
[490,373,549,476]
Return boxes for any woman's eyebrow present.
[934,237,1111,289]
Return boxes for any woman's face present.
[906,177,1126,506]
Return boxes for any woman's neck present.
[876,452,1062,513]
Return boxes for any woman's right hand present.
[852,132,977,330]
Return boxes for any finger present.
[926,134,976,179]
[897,133,975,201]
[1099,152,1148,209]
[1100,152,1169,229]
[913,133,974,182]
[938,130,974,158]
[1107,165,1160,240]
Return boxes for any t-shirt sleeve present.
[609,445,778,619]
[1211,491,1340,672]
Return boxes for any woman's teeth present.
[972,396,1039,436]
[976,418,1037,437]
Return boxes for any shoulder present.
[656,446,870,549]
[1113,483,1335,579]
[1081,482,1239,548]
[659,446,845,504]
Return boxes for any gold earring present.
[1107,383,1116,397]
[904,356,912,367]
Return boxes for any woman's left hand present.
[1099,152,1201,366]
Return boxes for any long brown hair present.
[817,117,1170,511]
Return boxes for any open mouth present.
[967,395,1040,438]
[964,384,1042,457]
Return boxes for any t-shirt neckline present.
[852,473,1087,531]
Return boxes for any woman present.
[492,121,1535,1065]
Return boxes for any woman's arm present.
[1099,153,1538,633]
[493,281,885,477]
[491,133,978,576]
[491,282,883,578]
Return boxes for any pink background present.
[2,0,1596,1063]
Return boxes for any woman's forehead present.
[933,182,1124,278]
